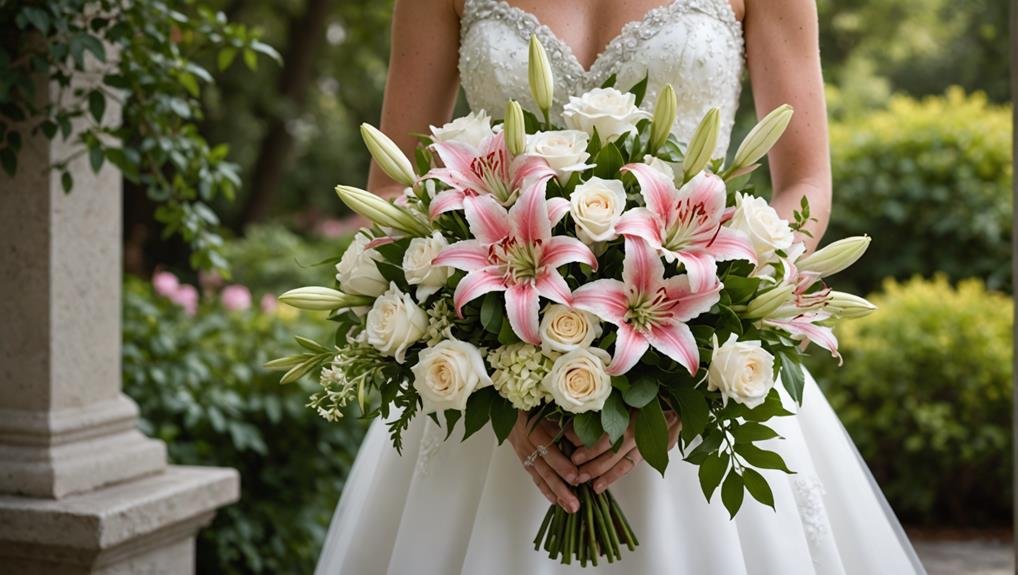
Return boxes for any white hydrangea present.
[425,298,455,346]
[487,343,554,410]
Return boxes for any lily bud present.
[826,291,878,319]
[360,123,417,186]
[278,286,374,311]
[505,99,526,156]
[528,34,554,115]
[744,283,796,320]
[682,107,720,181]
[798,236,870,278]
[649,84,677,153]
[731,104,794,171]
[335,185,431,237]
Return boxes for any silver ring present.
[524,443,549,467]
[624,452,636,464]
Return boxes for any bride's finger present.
[527,424,579,484]
[570,433,612,466]
[526,468,557,504]
[533,458,579,512]
[576,434,636,482]
[593,448,643,494]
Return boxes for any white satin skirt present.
[315,372,926,574]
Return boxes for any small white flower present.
[539,304,602,354]
[525,130,594,183]
[403,231,453,301]
[412,339,492,413]
[430,110,493,151]
[707,334,777,409]
[365,283,428,363]
[727,193,795,264]
[562,87,652,143]
[488,343,553,410]
[569,177,628,244]
[335,232,388,297]
[543,348,613,413]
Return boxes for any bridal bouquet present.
[269,36,875,567]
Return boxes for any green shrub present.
[810,275,1012,525]
[826,88,1012,293]
[122,277,366,574]
[222,223,350,296]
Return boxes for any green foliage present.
[122,277,366,573]
[1,0,278,270]
[826,89,1012,294]
[221,223,350,296]
[810,276,1012,525]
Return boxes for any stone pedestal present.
[0,61,238,572]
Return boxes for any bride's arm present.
[366,0,462,199]
[743,0,831,251]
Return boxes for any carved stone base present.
[0,466,239,574]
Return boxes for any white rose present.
[539,304,603,354]
[335,232,388,297]
[728,193,795,263]
[411,339,492,413]
[365,282,428,363]
[525,130,594,183]
[643,154,676,181]
[543,348,613,413]
[562,87,652,143]
[430,110,493,150]
[707,334,777,409]
[570,177,628,244]
[403,231,453,301]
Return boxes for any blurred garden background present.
[2,0,1011,573]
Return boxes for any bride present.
[317,1,926,573]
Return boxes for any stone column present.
[0,61,238,572]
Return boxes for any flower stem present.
[609,490,639,549]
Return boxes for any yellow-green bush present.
[826,88,1012,293]
[811,276,1012,524]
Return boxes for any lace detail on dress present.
[414,418,445,477]
[792,475,830,547]
[459,0,745,156]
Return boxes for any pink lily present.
[433,180,597,345]
[572,237,721,376]
[763,254,841,363]
[427,131,556,219]
[615,163,757,292]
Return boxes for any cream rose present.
[365,283,428,363]
[525,130,594,183]
[728,193,795,263]
[539,304,602,354]
[403,231,453,301]
[570,177,628,244]
[707,334,777,408]
[562,87,652,143]
[411,339,492,413]
[543,348,613,413]
[335,232,388,297]
[430,110,493,150]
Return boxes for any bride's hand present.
[508,413,581,513]
[567,410,681,494]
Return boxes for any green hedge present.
[810,275,1012,525]
[826,88,1012,294]
[123,277,366,573]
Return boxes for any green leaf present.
[634,398,669,475]
[243,48,258,70]
[734,443,793,473]
[630,73,650,107]
[61,170,73,193]
[218,47,237,70]
[779,353,806,406]
[463,387,495,440]
[0,147,17,177]
[295,336,329,353]
[489,396,517,445]
[684,429,723,464]
[742,468,775,509]
[480,292,504,335]
[600,73,617,89]
[592,142,625,179]
[698,451,729,500]
[496,317,520,345]
[573,412,603,448]
[600,392,629,444]
[622,376,658,408]
[722,276,761,305]
[741,389,793,421]
[721,471,745,518]
[22,7,50,34]
[375,261,408,290]
[88,144,104,172]
[443,409,462,440]
[88,90,106,122]
[731,422,781,443]
[671,383,709,442]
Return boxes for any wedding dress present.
[316,1,927,573]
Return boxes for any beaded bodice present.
[459,0,744,155]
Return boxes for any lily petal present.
[433,240,489,272]
[463,193,511,245]
[606,323,650,376]
[506,283,541,345]
[430,139,478,176]
[547,197,570,227]
[510,154,556,190]
[615,208,663,247]
[646,321,700,375]
[710,227,758,264]
[766,315,842,364]
[661,274,722,322]
[622,237,665,296]
[543,236,598,270]
[428,189,466,220]
[621,162,677,218]
[572,279,628,324]
[509,178,551,244]
[680,172,728,224]
[453,268,506,316]
[535,269,572,305]
[676,249,718,293]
